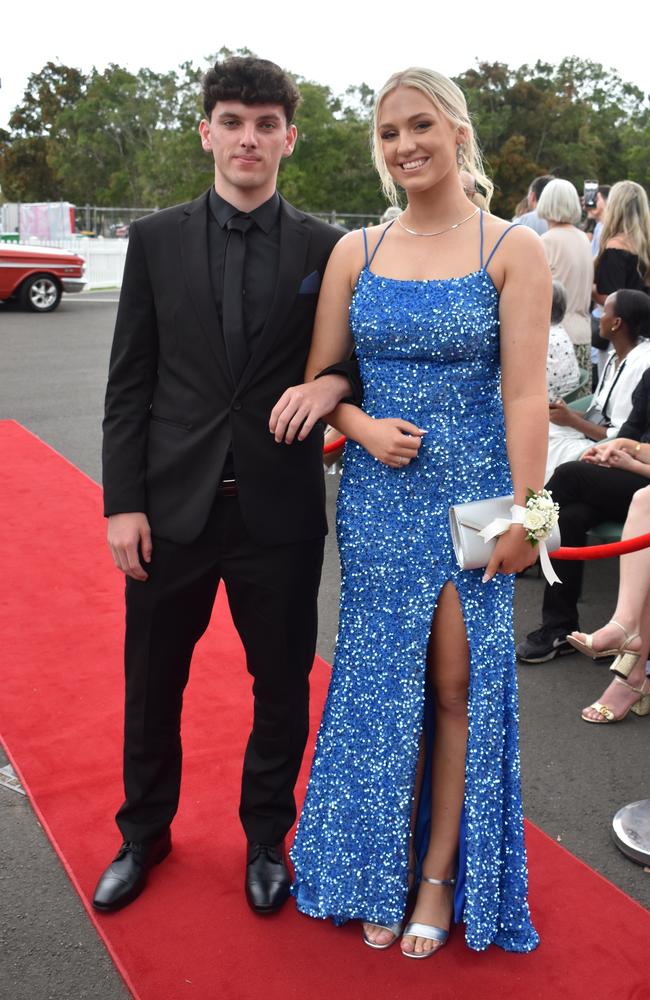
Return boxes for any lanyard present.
[594,353,628,424]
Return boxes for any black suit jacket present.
[102,190,342,545]
[619,368,650,443]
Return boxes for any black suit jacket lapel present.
[237,198,310,392]
[179,190,233,382]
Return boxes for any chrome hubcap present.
[29,278,58,309]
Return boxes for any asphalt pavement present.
[0,291,648,1000]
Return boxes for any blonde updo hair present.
[372,67,493,211]
[596,180,650,284]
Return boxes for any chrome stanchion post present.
[612,799,650,866]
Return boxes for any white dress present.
[547,323,580,400]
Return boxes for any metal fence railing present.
[72,205,156,238]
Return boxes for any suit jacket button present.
[232,400,242,411]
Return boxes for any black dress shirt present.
[208,187,281,360]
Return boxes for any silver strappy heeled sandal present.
[362,865,416,950]
[401,875,456,959]
[362,920,402,950]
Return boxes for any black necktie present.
[222,214,253,382]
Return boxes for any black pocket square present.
[298,270,320,294]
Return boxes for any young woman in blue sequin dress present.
[273,68,551,957]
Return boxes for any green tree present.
[455,57,649,217]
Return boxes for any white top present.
[597,340,650,437]
[542,226,594,346]
[547,323,580,400]
[545,339,650,478]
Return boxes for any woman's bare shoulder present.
[605,235,634,252]
[482,213,545,265]
[327,222,393,271]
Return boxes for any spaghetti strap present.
[367,220,396,269]
[484,222,521,270]
[479,209,485,268]
[361,228,369,268]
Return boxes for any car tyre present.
[19,273,62,313]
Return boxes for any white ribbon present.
[479,504,562,586]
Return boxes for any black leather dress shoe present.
[245,842,291,914]
[92,829,172,912]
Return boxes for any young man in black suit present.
[94,57,350,914]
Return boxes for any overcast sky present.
[2,0,648,131]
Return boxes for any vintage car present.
[0,242,86,312]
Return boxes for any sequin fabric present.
[291,221,540,953]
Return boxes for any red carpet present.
[1,418,649,1000]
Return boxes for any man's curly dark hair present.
[202,57,301,124]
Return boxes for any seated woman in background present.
[545,289,650,479]
[567,483,650,724]
[547,280,580,400]
[538,179,594,378]
[517,367,650,664]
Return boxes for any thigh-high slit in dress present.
[291,213,540,953]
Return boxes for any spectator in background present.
[545,289,650,478]
[589,185,611,257]
[547,281,580,400]
[381,205,402,224]
[517,364,650,665]
[538,179,593,378]
[569,483,650,724]
[594,180,650,303]
[513,196,529,220]
[516,175,554,235]
[589,186,612,376]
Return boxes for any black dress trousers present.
[542,460,648,631]
[116,495,324,845]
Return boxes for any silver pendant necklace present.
[396,206,479,237]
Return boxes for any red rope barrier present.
[323,434,346,455]
[320,437,650,561]
[550,532,650,561]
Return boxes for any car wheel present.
[19,273,62,312]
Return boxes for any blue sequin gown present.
[291,214,539,953]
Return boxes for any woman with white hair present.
[276,66,549,959]
[538,178,594,378]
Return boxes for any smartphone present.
[583,180,598,209]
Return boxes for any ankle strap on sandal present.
[421,875,456,887]
[610,620,640,643]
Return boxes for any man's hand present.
[107,512,152,581]
[549,399,576,427]
[270,374,351,444]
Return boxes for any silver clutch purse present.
[449,495,561,571]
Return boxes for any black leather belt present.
[216,478,237,497]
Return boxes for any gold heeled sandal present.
[566,619,641,678]
[581,676,650,724]
[401,875,455,960]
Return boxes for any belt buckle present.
[217,478,237,497]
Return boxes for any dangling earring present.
[456,143,464,166]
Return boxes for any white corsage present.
[478,488,561,585]
[521,488,560,546]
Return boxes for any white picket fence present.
[22,237,129,290]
